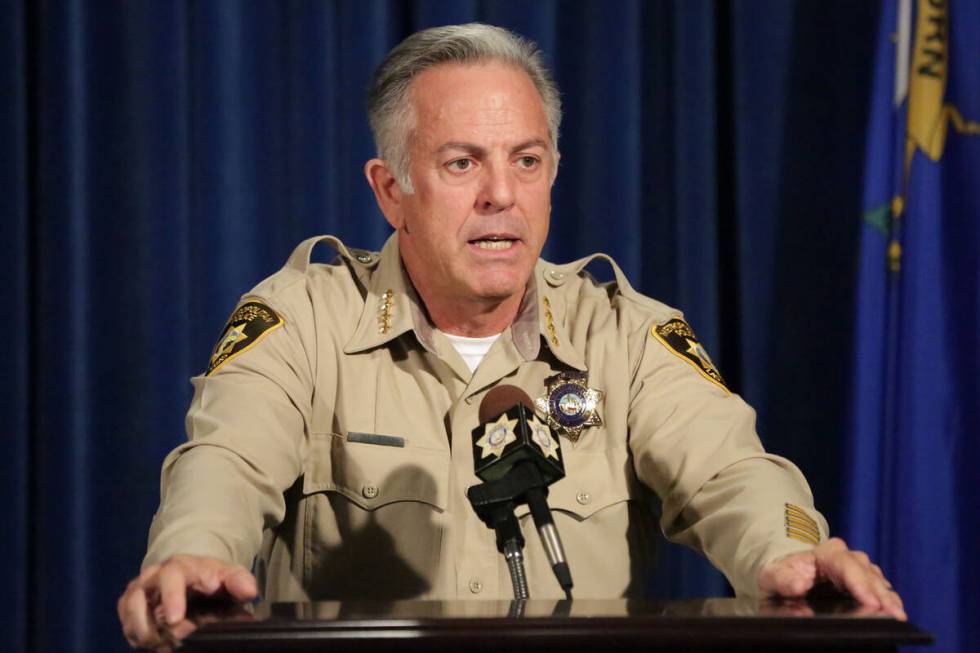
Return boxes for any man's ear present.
[364,158,405,229]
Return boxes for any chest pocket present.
[515,445,639,519]
[304,432,450,511]
[298,432,451,600]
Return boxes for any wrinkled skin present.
[365,60,557,336]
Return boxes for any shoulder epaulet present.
[541,252,628,289]
[285,235,380,273]
[542,252,676,319]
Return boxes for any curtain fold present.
[2,3,29,652]
[3,2,888,650]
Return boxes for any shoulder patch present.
[206,301,284,376]
[650,318,729,393]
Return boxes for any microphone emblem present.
[475,413,518,459]
[528,415,560,461]
[534,371,604,443]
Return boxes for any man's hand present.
[117,555,258,650]
[757,537,906,620]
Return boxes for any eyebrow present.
[436,139,550,156]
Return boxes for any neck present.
[409,276,523,338]
[427,295,522,337]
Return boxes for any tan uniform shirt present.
[145,233,828,600]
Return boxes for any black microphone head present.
[472,384,565,483]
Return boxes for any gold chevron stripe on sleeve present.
[785,515,820,535]
[786,526,820,545]
[784,503,821,544]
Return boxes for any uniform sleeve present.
[627,320,829,596]
[143,287,316,570]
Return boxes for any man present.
[119,23,905,649]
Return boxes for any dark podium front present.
[180,598,933,652]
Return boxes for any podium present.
[180,597,933,652]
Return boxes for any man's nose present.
[476,161,516,213]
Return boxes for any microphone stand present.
[497,508,530,601]
[467,480,530,599]
[467,462,572,600]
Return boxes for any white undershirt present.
[441,331,501,373]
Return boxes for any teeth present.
[473,239,514,250]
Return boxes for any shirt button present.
[356,253,373,263]
[468,578,483,594]
[548,269,566,280]
[576,492,591,505]
[362,485,379,499]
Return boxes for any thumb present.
[221,567,258,602]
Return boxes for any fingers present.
[870,576,906,621]
[157,556,255,625]
[117,555,260,650]
[156,555,219,625]
[117,579,152,648]
[866,562,905,619]
[758,539,907,622]
[222,566,259,602]
[814,538,907,621]
[757,551,818,597]
[157,560,192,626]
[118,566,175,649]
[165,617,201,643]
[770,559,813,596]
[118,566,170,650]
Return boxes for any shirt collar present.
[344,233,425,354]
[531,260,587,371]
[344,233,587,371]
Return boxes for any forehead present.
[407,61,550,146]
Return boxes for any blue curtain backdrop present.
[1,1,893,651]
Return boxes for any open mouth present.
[471,238,516,250]
[469,235,519,250]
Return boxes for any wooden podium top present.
[180,597,933,652]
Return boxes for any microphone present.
[467,385,574,599]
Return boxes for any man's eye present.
[517,156,539,169]
[448,159,472,172]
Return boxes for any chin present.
[461,261,535,302]
[471,277,528,302]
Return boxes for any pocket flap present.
[304,433,450,511]
[517,446,637,520]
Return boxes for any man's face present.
[386,61,556,309]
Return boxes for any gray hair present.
[367,23,562,192]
